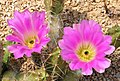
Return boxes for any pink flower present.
[58,20,115,75]
[6,10,50,59]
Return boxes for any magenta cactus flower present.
[6,10,50,59]
[58,20,115,75]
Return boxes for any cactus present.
[47,48,67,80]
[3,41,13,63]
[63,70,82,81]
[2,66,49,81]
[107,25,120,48]
[44,1,66,79]
[44,0,64,15]
[44,0,64,49]
[2,71,16,81]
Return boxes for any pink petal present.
[58,40,74,51]
[83,24,92,41]
[25,51,32,57]
[73,21,93,41]
[96,52,106,59]
[91,60,105,73]
[64,27,74,35]
[6,35,22,43]
[69,60,86,70]
[92,58,111,73]
[14,51,24,59]
[11,28,24,41]
[39,37,50,46]
[38,24,49,39]
[62,28,81,50]
[32,11,45,31]
[32,44,42,53]
[89,20,102,32]
[63,35,79,49]
[8,18,25,35]
[22,10,33,32]
[97,40,110,53]
[61,54,77,62]
[105,46,115,55]
[104,35,112,44]
[94,67,105,73]
[92,32,103,45]
[8,45,19,53]
[79,20,89,33]
[82,63,93,75]
[97,58,111,69]
[61,50,78,61]
[8,44,26,59]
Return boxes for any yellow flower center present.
[25,37,36,49]
[75,42,96,62]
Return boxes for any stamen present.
[76,42,96,62]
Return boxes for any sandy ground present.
[63,0,120,30]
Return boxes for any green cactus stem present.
[44,0,64,49]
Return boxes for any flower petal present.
[91,60,105,73]
[69,60,85,70]
[92,32,103,45]
[39,37,50,46]
[82,63,93,75]
[38,24,49,39]
[6,35,22,43]
[61,50,78,61]
[104,35,112,44]
[105,46,115,55]
[97,58,111,69]
[32,11,45,31]
[89,20,102,32]
[59,40,74,51]
[8,44,26,59]
[25,51,32,57]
